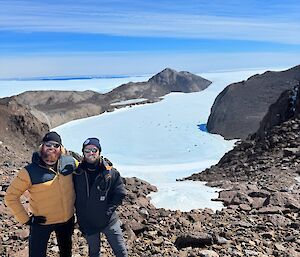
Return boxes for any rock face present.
[7,68,211,128]
[207,65,300,139]
[0,97,48,149]
[255,85,299,139]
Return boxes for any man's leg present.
[86,233,101,257]
[103,220,128,257]
[29,224,53,257]
[55,216,74,257]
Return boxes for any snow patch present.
[110,98,148,106]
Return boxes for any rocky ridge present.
[105,68,211,101]
[8,68,211,128]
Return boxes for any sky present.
[0,0,300,78]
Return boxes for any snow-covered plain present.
[0,68,285,211]
[0,75,150,97]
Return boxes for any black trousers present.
[29,216,74,257]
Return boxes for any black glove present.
[25,215,47,225]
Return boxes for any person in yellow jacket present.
[5,131,78,257]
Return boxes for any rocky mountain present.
[255,85,299,139]
[7,68,211,128]
[207,65,300,139]
[105,68,211,101]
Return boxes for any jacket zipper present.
[84,171,90,198]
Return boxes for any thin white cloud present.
[0,52,299,78]
[0,1,300,44]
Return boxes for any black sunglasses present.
[44,142,61,148]
[83,148,98,154]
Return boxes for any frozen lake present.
[54,68,276,211]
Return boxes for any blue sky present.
[0,0,300,78]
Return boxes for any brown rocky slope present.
[0,98,48,147]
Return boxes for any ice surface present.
[56,68,274,211]
[0,75,150,97]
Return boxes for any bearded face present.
[83,145,100,164]
[41,141,61,166]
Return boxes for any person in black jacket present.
[73,137,127,257]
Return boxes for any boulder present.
[175,233,213,249]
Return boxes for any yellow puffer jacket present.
[5,152,78,225]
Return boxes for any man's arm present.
[107,169,126,216]
[4,168,32,224]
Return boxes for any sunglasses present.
[44,142,61,148]
[83,148,98,154]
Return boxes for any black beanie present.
[82,137,101,152]
[42,131,62,145]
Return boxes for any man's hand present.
[25,215,47,225]
[106,205,117,218]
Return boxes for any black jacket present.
[73,158,126,235]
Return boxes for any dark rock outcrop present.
[207,65,300,139]
[7,68,211,128]
[255,85,300,139]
